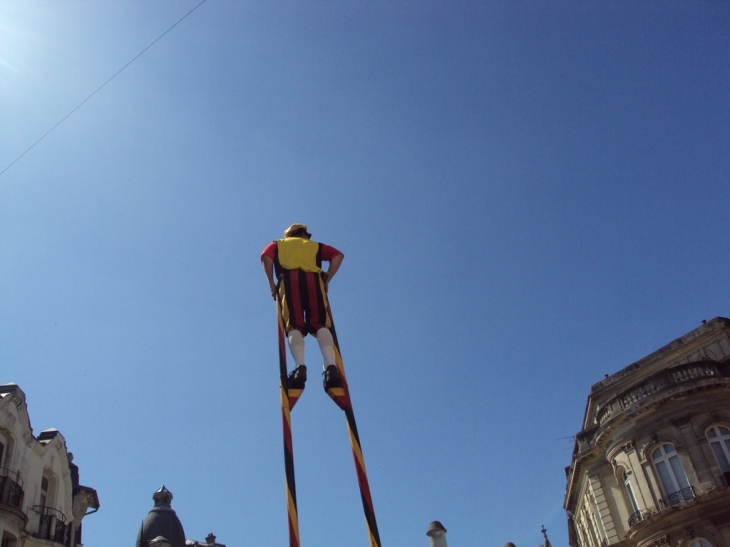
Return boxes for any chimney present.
[427,521,448,547]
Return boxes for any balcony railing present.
[720,472,730,487]
[657,486,695,510]
[34,506,68,545]
[596,361,726,426]
[628,509,649,527]
[0,467,25,509]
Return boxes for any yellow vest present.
[276,238,322,273]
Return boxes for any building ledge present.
[0,502,28,526]
[626,485,730,543]
[595,360,730,428]
[591,317,730,394]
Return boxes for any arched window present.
[623,469,645,526]
[0,431,9,469]
[706,425,730,482]
[651,443,692,507]
[687,539,712,547]
[2,530,18,547]
[623,470,639,513]
[39,470,58,509]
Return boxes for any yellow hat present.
[284,223,311,238]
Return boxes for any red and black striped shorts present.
[277,269,333,336]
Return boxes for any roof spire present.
[541,525,552,547]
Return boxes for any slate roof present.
[136,486,186,547]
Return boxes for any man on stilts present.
[263,224,382,547]
[261,223,345,391]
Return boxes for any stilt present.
[277,294,301,547]
[275,287,381,547]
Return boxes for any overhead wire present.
[0,0,209,178]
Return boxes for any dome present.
[136,486,186,547]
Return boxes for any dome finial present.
[153,485,173,507]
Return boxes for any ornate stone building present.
[0,383,99,547]
[564,317,730,547]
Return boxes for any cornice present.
[595,361,730,428]
[591,318,730,395]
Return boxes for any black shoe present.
[287,365,307,390]
[323,364,342,390]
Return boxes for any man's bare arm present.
[261,255,277,300]
[323,253,344,292]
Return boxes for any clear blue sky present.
[1,2,729,546]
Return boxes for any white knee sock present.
[287,330,306,367]
[316,328,335,369]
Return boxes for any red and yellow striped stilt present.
[277,294,301,547]
[325,319,382,547]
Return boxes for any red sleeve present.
[320,244,343,261]
[261,241,277,260]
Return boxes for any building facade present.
[564,317,730,547]
[0,383,99,547]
